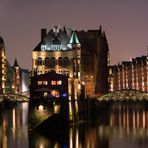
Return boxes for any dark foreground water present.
[0,101,148,148]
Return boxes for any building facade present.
[109,56,148,92]
[0,37,5,93]
[0,37,30,94]
[30,72,68,100]
[77,28,110,95]
[32,26,109,99]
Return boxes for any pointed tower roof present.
[69,31,80,44]
[14,58,19,67]
[0,37,4,44]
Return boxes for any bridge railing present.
[97,90,148,101]
[0,93,30,102]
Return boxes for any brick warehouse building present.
[0,37,29,94]
[32,26,110,99]
[109,55,148,92]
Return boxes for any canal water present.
[0,101,148,148]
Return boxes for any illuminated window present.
[58,57,63,66]
[51,81,56,85]
[51,57,56,66]
[2,77,5,81]
[63,57,69,66]
[51,45,62,50]
[38,105,44,111]
[57,80,62,85]
[43,81,48,85]
[109,69,112,75]
[41,45,46,51]
[37,57,43,65]
[38,81,42,85]
[51,90,59,97]
[44,92,48,97]
[45,57,50,66]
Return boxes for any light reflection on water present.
[0,102,28,148]
[0,101,148,148]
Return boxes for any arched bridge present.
[97,90,148,101]
[0,92,29,103]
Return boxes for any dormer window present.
[51,45,62,50]
[41,45,46,51]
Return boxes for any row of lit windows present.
[36,57,69,66]
[43,90,60,98]
[38,81,48,85]
[37,70,69,76]
[35,57,79,66]
[58,70,69,76]
[51,80,62,85]
[37,80,62,85]
[41,45,63,51]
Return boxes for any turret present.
[68,31,81,49]
[13,58,20,93]
[68,31,81,98]
[14,58,19,67]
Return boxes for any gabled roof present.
[33,42,42,51]
[33,26,71,51]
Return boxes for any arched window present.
[63,57,69,66]
[45,57,50,66]
[51,57,56,66]
[37,57,43,65]
[58,57,63,66]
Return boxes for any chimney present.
[41,28,47,41]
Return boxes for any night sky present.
[0,0,148,70]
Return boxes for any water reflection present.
[109,102,148,146]
[110,103,148,131]
[1,101,148,148]
[0,102,28,148]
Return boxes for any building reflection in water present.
[0,102,28,148]
[110,103,148,132]
[1,101,148,148]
